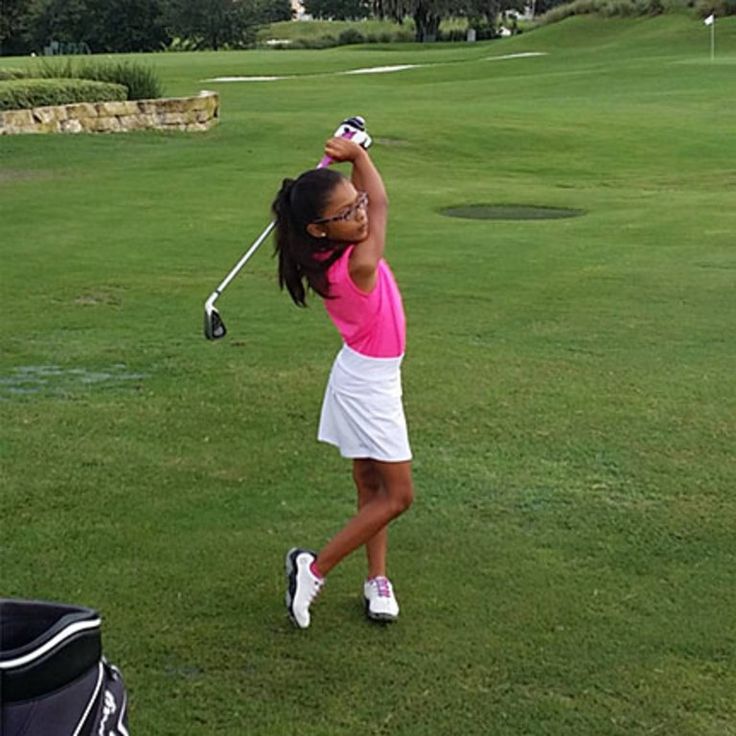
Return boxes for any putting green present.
[439,204,585,220]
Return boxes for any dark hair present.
[272,168,348,307]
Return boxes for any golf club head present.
[204,293,227,340]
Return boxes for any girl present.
[272,136,414,629]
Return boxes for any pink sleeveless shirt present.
[323,246,406,358]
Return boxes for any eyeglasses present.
[314,191,369,224]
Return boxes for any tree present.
[18,0,170,53]
[253,0,293,23]
[303,0,372,19]
[164,0,242,49]
[0,0,33,55]
[163,0,284,49]
[24,0,96,49]
[1,0,292,55]
[374,0,523,42]
[530,0,568,15]
[374,0,444,41]
[87,0,170,52]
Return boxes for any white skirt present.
[318,344,412,462]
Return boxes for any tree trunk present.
[413,7,440,42]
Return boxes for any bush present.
[695,0,736,15]
[272,26,414,50]
[34,59,163,100]
[0,79,127,111]
[394,29,415,42]
[338,28,367,45]
[436,23,498,41]
[0,68,32,81]
[78,61,163,99]
[438,28,469,41]
[475,22,498,40]
[536,0,666,23]
[289,34,339,48]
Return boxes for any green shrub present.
[165,36,200,52]
[476,23,498,40]
[0,78,127,111]
[338,28,367,45]
[79,61,163,99]
[394,29,415,41]
[438,28,468,41]
[270,26,415,50]
[537,0,666,23]
[314,34,339,48]
[289,34,339,49]
[0,68,31,81]
[260,22,417,49]
[34,59,163,100]
[695,0,736,15]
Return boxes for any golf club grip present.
[318,128,357,168]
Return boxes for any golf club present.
[203,116,372,340]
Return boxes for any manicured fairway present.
[1,15,735,735]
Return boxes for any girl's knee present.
[388,481,413,516]
[376,461,413,516]
[401,484,414,512]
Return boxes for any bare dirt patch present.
[0,169,53,184]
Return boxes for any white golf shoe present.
[364,576,399,622]
[285,548,323,629]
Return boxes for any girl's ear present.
[306,223,328,239]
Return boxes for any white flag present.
[704,13,715,25]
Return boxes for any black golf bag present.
[0,598,129,735]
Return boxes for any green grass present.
[1,15,735,735]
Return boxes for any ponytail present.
[272,169,347,307]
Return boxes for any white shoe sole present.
[285,547,315,629]
[364,597,398,623]
[285,548,302,628]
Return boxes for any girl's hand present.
[324,136,365,163]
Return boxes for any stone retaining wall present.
[0,90,219,135]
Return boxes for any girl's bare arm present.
[323,138,388,290]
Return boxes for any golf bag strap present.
[71,659,130,736]
[74,662,106,736]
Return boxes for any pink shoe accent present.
[310,561,324,580]
[367,576,391,597]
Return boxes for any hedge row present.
[537,0,736,23]
[0,68,31,81]
[35,59,163,100]
[694,0,736,17]
[0,78,127,111]
[264,24,497,49]
[0,58,163,111]
[265,28,414,48]
[538,0,666,23]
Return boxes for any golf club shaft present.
[211,220,275,297]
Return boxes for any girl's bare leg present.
[353,459,388,579]
[314,459,413,577]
